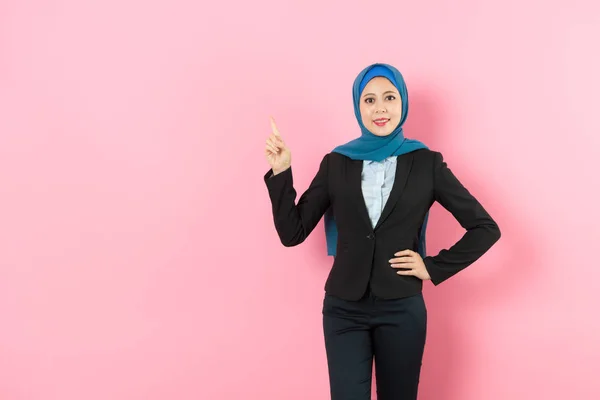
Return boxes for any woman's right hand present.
[265,116,291,175]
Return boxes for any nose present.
[375,104,387,113]
[372,99,387,113]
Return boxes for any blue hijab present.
[323,63,430,258]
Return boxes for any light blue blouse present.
[361,156,397,228]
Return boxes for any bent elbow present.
[492,222,501,240]
[279,231,307,247]
[281,238,299,247]
[487,222,501,244]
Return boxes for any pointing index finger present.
[270,116,282,138]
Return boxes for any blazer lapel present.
[348,158,373,230]
[374,152,415,231]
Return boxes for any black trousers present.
[322,287,427,400]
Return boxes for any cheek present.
[359,105,371,123]
[391,103,403,119]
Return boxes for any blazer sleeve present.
[263,154,331,247]
[423,152,501,285]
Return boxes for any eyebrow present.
[362,90,398,97]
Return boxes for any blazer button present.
[367,233,375,239]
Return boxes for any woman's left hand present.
[389,250,431,280]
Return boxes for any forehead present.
[362,76,396,93]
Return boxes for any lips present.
[373,118,390,127]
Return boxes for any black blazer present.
[264,149,501,301]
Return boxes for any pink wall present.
[1,1,598,399]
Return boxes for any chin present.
[369,126,395,136]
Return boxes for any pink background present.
[1,1,599,399]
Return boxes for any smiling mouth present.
[373,118,390,127]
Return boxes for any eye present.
[385,95,396,101]
[364,98,374,104]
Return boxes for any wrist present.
[272,165,290,175]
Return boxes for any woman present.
[263,63,501,400]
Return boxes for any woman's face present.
[359,76,402,136]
